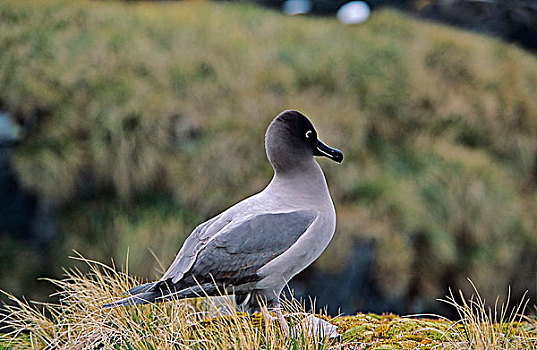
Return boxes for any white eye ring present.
[305,130,313,138]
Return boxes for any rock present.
[291,314,340,339]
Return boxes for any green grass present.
[0,0,536,315]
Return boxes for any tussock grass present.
[1,259,535,349]
[0,256,335,350]
[439,280,537,349]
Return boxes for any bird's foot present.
[260,307,339,339]
[261,305,290,337]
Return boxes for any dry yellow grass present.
[0,257,535,349]
[0,255,337,349]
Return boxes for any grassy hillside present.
[0,0,536,316]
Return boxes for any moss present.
[327,313,536,349]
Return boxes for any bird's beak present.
[314,139,343,163]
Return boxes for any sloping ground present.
[0,0,536,316]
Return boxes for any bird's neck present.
[266,158,332,204]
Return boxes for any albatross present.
[104,110,343,335]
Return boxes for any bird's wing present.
[169,210,317,289]
[103,210,317,308]
[161,214,232,283]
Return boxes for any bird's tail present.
[102,291,164,308]
[102,279,218,308]
[102,280,164,308]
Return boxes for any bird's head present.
[265,110,343,174]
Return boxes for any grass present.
[439,281,533,349]
[0,0,536,317]
[0,256,535,349]
[0,256,337,350]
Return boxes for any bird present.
[103,110,343,335]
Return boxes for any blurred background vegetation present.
[258,0,537,50]
[0,0,536,317]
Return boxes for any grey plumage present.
[103,110,343,312]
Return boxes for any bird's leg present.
[260,304,289,337]
[274,305,289,337]
[260,304,274,323]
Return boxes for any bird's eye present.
[305,130,313,139]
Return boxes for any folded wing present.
[103,210,317,307]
